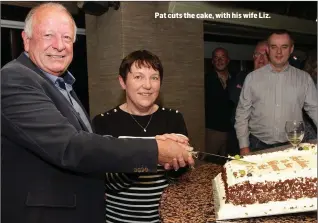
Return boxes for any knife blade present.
[189,151,257,165]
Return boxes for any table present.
[159,143,317,223]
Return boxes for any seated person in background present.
[93,50,189,223]
[227,40,269,155]
[235,30,317,155]
[303,50,317,141]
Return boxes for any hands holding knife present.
[156,133,256,171]
[155,133,195,170]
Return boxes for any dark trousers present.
[227,127,240,156]
[249,134,288,152]
[205,128,229,164]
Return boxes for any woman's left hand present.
[155,133,189,145]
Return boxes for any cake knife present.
[172,134,257,165]
[189,151,257,165]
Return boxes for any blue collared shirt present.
[24,52,93,133]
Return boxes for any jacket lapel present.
[16,53,91,132]
[69,90,94,132]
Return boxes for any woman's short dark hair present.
[119,50,163,82]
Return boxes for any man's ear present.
[265,45,269,55]
[21,31,30,52]
[290,44,294,55]
[118,75,126,90]
[226,57,230,65]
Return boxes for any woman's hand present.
[155,133,189,145]
[156,134,195,170]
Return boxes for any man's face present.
[22,7,75,76]
[268,34,294,69]
[212,49,230,72]
[119,62,161,111]
[253,43,269,70]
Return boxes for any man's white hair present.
[24,2,77,42]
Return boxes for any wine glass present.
[285,121,305,149]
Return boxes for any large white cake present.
[212,143,317,220]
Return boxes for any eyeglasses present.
[254,52,267,58]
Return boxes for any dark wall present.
[69,35,90,114]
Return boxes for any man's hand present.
[240,147,250,155]
[155,133,189,145]
[156,138,195,171]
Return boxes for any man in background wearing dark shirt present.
[205,47,233,160]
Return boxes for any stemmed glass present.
[285,121,305,149]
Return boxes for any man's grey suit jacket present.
[1,53,158,223]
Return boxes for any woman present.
[93,50,189,223]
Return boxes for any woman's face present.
[119,62,161,111]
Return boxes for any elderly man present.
[227,40,269,155]
[229,40,269,116]
[205,47,233,159]
[1,3,194,223]
[235,30,317,155]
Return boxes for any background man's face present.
[212,49,230,72]
[268,34,294,69]
[253,43,269,70]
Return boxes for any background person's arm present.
[235,74,253,154]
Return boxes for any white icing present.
[225,143,317,187]
[212,173,317,220]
